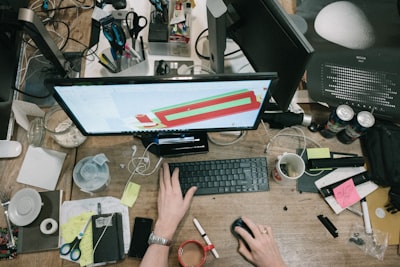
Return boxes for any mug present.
[178,240,215,267]
[273,152,305,184]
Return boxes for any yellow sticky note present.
[306,147,331,170]
[121,182,141,207]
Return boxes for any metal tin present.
[337,111,375,144]
[320,104,354,138]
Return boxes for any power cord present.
[263,125,324,177]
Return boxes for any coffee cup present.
[178,240,215,267]
[273,152,305,184]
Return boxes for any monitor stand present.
[139,132,209,157]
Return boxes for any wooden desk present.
[1,1,398,266]
[1,123,399,267]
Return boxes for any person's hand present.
[235,216,286,267]
[153,162,197,240]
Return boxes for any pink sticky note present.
[333,179,361,208]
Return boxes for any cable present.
[194,28,241,61]
[263,126,325,176]
[207,131,247,146]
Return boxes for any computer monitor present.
[207,0,314,111]
[45,72,277,155]
[297,0,400,123]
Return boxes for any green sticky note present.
[306,147,331,170]
[120,182,141,207]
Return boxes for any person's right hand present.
[235,216,286,267]
[154,162,197,240]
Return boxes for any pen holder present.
[98,44,149,77]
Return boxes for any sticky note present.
[306,147,331,170]
[120,182,141,207]
[333,179,361,208]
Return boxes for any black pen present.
[140,36,146,61]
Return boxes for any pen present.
[100,53,117,72]
[361,198,372,234]
[193,218,219,259]
[140,36,146,61]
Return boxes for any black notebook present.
[92,213,125,264]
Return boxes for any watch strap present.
[148,231,172,246]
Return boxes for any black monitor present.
[297,0,400,123]
[207,0,314,111]
[45,72,277,155]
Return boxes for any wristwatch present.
[147,232,172,246]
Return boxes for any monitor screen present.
[45,73,277,136]
[222,0,314,111]
[298,0,400,123]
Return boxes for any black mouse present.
[230,217,254,249]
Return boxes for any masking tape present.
[40,218,58,235]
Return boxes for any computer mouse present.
[0,140,22,158]
[230,217,254,249]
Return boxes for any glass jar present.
[28,106,87,148]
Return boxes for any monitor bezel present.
[45,72,277,136]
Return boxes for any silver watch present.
[148,232,172,246]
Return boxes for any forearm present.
[139,244,170,267]
[139,222,176,267]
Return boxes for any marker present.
[361,198,372,234]
[193,218,219,259]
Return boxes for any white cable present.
[263,126,325,176]
[207,131,247,146]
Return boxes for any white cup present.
[272,153,305,184]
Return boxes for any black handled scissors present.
[125,11,148,49]
[60,218,91,261]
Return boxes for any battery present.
[320,104,354,138]
[337,111,375,144]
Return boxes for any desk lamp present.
[17,8,81,105]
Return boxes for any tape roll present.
[40,218,58,235]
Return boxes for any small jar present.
[28,106,87,148]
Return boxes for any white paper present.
[16,145,66,190]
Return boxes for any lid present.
[336,104,354,121]
[357,111,375,128]
[73,154,110,192]
[8,188,42,226]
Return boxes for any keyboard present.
[169,157,269,196]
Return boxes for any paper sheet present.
[16,145,66,190]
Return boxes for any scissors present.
[60,218,91,261]
[125,11,148,49]
[102,21,126,60]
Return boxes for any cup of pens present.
[178,240,214,267]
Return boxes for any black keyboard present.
[169,157,269,196]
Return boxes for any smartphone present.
[128,217,154,258]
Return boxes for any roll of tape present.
[40,218,58,235]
